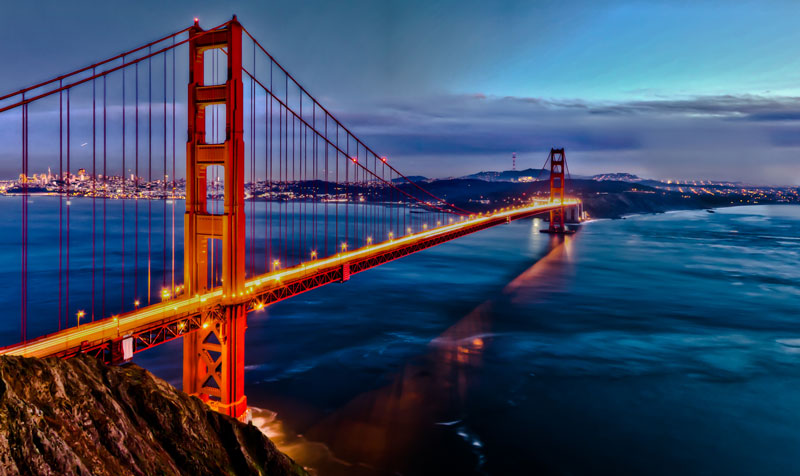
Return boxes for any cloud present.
[2,90,799,185]
[583,95,800,119]
[330,93,800,185]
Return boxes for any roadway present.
[0,199,580,360]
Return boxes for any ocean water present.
[6,199,800,475]
[135,204,800,475]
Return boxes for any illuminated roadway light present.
[0,200,583,359]
[367,237,373,245]
[310,250,318,260]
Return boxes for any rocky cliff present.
[0,355,307,476]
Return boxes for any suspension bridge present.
[0,16,581,420]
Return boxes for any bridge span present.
[0,199,578,359]
[0,15,581,419]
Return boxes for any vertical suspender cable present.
[292,91,296,266]
[21,97,27,342]
[267,62,272,270]
[59,82,63,330]
[66,88,71,327]
[336,124,339,252]
[277,78,282,267]
[102,75,107,319]
[92,70,96,321]
[284,74,288,266]
[311,99,315,258]
[250,65,254,276]
[324,111,328,258]
[250,48,256,277]
[345,133,348,249]
[171,40,176,292]
[163,51,167,291]
[135,62,139,305]
[264,67,272,273]
[299,93,303,261]
[121,58,127,313]
[148,51,152,305]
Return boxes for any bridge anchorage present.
[0,15,581,422]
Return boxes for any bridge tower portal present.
[182,17,248,420]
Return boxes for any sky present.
[1,0,799,185]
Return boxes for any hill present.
[0,355,307,476]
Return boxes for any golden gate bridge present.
[0,16,580,420]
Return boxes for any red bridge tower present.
[549,148,566,233]
[541,148,578,234]
[182,17,248,420]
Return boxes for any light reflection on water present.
[134,205,800,475]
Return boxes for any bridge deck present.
[0,200,579,361]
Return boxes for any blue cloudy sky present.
[1,0,799,184]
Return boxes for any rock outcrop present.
[0,355,307,476]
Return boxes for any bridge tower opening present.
[183,17,248,420]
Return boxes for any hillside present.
[396,178,797,218]
[0,355,307,476]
